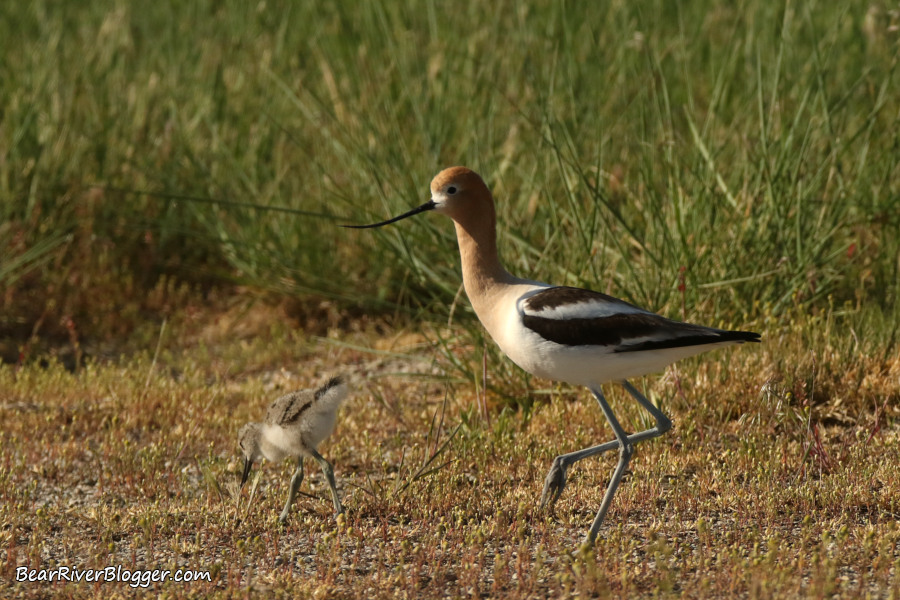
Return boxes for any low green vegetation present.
[1,0,898,597]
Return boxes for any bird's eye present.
[447,186,457,195]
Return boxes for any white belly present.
[260,409,337,461]
[499,326,728,386]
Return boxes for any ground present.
[2,301,898,599]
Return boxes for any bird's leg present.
[310,449,343,516]
[584,386,633,547]
[621,380,672,435]
[279,458,304,523]
[540,381,672,509]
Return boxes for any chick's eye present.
[447,186,457,195]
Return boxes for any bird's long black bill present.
[342,200,436,229]
[240,458,253,488]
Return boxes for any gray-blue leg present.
[540,381,672,510]
[279,458,304,523]
[310,449,343,516]
[584,386,633,547]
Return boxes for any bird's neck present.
[453,212,518,314]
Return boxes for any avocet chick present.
[239,375,348,522]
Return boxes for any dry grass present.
[2,303,898,599]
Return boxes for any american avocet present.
[345,167,760,547]
[239,376,348,522]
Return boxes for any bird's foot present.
[540,457,569,510]
[332,509,346,527]
[278,512,290,524]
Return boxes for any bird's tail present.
[314,375,349,411]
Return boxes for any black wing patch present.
[521,285,761,350]
[522,312,761,350]
[614,327,761,352]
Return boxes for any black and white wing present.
[520,286,760,351]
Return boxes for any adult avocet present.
[346,167,760,546]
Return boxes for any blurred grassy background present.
[1,0,898,369]
[2,4,899,596]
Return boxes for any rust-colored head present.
[343,166,494,229]
[428,167,493,221]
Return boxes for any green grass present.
[2,1,898,353]
[1,0,899,597]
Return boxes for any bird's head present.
[237,423,263,488]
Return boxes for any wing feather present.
[265,391,314,426]
[520,286,760,350]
